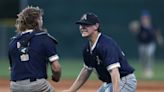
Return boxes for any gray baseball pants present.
[97,73,137,92]
[10,78,55,92]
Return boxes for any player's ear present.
[94,23,100,30]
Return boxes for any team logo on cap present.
[81,14,87,20]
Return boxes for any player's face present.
[141,16,151,27]
[79,24,98,38]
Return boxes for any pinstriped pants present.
[97,73,137,92]
[10,79,55,92]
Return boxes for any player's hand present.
[51,75,60,82]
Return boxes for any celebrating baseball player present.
[8,6,61,92]
[63,12,137,92]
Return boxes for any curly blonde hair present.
[15,6,43,32]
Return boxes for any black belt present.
[13,78,40,82]
[29,78,37,82]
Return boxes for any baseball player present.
[129,10,164,79]
[63,12,137,92]
[8,6,61,92]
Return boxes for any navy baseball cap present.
[141,10,151,17]
[76,12,100,25]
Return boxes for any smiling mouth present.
[81,29,88,32]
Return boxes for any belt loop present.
[30,78,37,82]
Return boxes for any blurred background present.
[0,0,164,91]
[0,0,164,59]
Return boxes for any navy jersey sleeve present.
[101,40,121,71]
[43,35,59,62]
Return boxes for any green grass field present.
[0,59,164,81]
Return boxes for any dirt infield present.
[0,78,164,92]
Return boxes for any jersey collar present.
[21,29,33,35]
[91,33,101,51]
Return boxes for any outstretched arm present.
[109,67,120,92]
[63,66,92,92]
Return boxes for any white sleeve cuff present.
[83,64,93,70]
[49,54,59,62]
[107,62,121,71]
